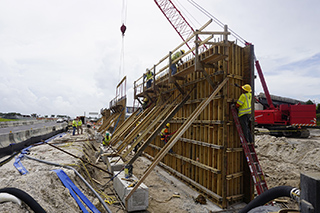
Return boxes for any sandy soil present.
[255,129,320,208]
[256,129,320,188]
[1,127,319,212]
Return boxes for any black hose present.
[239,186,300,213]
[0,152,18,167]
[0,129,66,158]
[0,187,46,213]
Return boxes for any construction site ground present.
[0,127,319,212]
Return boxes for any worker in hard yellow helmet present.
[142,97,150,110]
[236,84,253,143]
[160,123,170,142]
[144,69,153,89]
[170,50,185,75]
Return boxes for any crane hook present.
[120,23,127,36]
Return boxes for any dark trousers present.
[72,127,76,135]
[146,79,152,88]
[170,64,177,75]
[239,114,253,143]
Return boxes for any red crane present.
[255,60,316,138]
[154,0,205,51]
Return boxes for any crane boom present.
[154,0,205,51]
[255,60,275,109]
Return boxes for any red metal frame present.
[255,59,316,127]
[255,60,275,110]
[154,0,206,51]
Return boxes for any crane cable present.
[174,0,201,28]
[187,0,248,45]
[119,0,127,81]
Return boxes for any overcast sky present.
[1,0,319,118]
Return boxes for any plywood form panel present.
[141,43,251,207]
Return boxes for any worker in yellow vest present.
[160,123,170,142]
[72,119,78,136]
[144,69,153,89]
[171,50,185,75]
[78,119,83,134]
[236,84,253,143]
[103,132,111,146]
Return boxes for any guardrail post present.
[153,65,156,91]
[169,51,173,83]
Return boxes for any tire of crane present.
[299,129,310,138]
[0,188,46,213]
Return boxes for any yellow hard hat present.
[143,98,148,102]
[181,50,185,54]
[242,84,252,92]
[166,123,170,128]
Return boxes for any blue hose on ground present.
[239,186,300,213]
[25,155,112,213]
[54,169,100,213]
[0,187,46,213]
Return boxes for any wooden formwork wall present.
[143,43,254,207]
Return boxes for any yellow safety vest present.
[146,72,153,80]
[103,135,111,146]
[160,127,168,136]
[237,92,252,117]
[171,51,182,61]
[78,120,82,126]
[72,120,77,127]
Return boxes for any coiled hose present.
[0,188,46,213]
[239,186,300,213]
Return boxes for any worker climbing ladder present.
[230,104,268,195]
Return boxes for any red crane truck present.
[254,60,317,138]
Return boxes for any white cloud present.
[0,0,319,118]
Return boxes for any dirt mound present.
[256,131,320,189]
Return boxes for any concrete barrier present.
[113,171,148,212]
[0,123,67,148]
[0,119,51,128]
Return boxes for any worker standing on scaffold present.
[144,69,153,89]
[171,50,185,75]
[236,84,253,143]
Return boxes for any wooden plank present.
[144,144,220,174]
[101,111,123,135]
[116,103,165,153]
[97,113,117,132]
[112,108,140,138]
[127,93,191,165]
[121,103,175,159]
[110,103,154,146]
